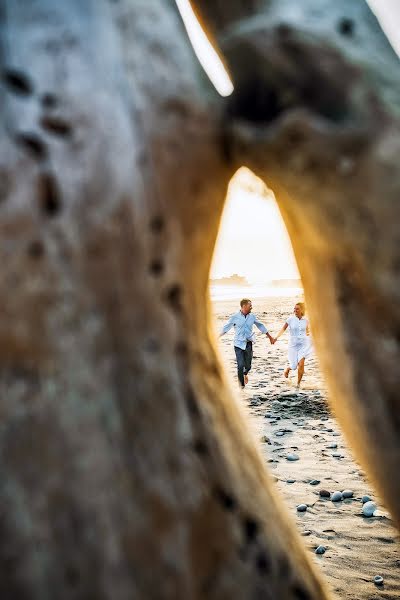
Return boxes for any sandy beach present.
[213,295,400,599]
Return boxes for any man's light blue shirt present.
[220,311,268,350]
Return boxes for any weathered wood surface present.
[0,0,398,597]
[193,0,400,525]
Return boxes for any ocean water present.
[210,284,303,302]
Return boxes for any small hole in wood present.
[175,341,188,357]
[38,173,61,217]
[243,517,259,543]
[214,487,237,511]
[149,259,164,276]
[193,440,208,455]
[150,216,165,233]
[165,284,182,313]
[186,388,200,418]
[292,584,312,600]
[3,69,33,96]
[27,240,45,259]
[41,93,58,109]
[40,115,72,138]
[0,169,11,202]
[15,133,48,161]
[338,18,354,36]
[255,550,271,574]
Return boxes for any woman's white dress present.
[286,315,313,369]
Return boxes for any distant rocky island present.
[270,279,302,288]
[210,274,249,286]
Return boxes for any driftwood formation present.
[0,0,399,597]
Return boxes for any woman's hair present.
[295,302,306,315]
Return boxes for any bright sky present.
[211,169,299,283]
[175,0,400,284]
[367,0,400,55]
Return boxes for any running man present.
[220,298,274,388]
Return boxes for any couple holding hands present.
[220,298,313,389]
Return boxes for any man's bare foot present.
[244,374,249,385]
[284,367,290,379]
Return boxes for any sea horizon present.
[209,283,303,301]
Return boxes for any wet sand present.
[213,295,400,599]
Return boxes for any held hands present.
[267,333,276,345]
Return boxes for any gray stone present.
[310,480,321,486]
[315,546,326,555]
[297,504,308,512]
[373,575,384,586]
[362,495,371,504]
[362,501,377,517]
[286,454,300,462]
[331,491,343,502]
[342,490,354,498]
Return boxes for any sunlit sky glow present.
[211,169,300,283]
[175,0,400,285]
[174,0,233,96]
[367,0,400,56]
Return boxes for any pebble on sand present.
[373,575,384,586]
[286,454,299,461]
[287,479,296,484]
[331,491,343,502]
[326,443,338,449]
[309,479,320,486]
[297,504,308,512]
[315,546,326,555]
[260,435,270,443]
[332,452,342,458]
[362,501,377,517]
[362,495,371,504]
[342,490,354,498]
[319,489,331,498]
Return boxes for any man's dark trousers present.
[234,341,253,387]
